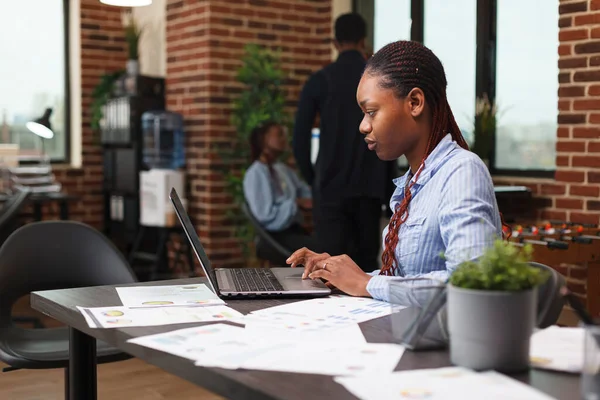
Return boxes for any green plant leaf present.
[449,239,550,291]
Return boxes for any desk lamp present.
[26,108,54,157]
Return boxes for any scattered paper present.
[335,367,556,400]
[128,323,402,375]
[77,305,243,328]
[250,295,403,324]
[115,284,224,308]
[243,318,367,344]
[127,323,247,361]
[529,326,584,373]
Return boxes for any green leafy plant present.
[450,239,549,291]
[90,69,125,135]
[471,93,500,163]
[122,11,143,60]
[216,43,290,259]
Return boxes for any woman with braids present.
[243,121,316,265]
[286,40,504,305]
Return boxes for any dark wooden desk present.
[31,278,580,400]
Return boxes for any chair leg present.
[64,368,69,400]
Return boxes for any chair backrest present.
[241,202,291,258]
[0,220,138,327]
[0,189,30,245]
[529,261,566,328]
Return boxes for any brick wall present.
[29,0,127,228]
[496,0,600,225]
[165,0,332,269]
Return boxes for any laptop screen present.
[169,188,219,294]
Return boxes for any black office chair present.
[241,201,292,266]
[529,261,567,328]
[0,190,41,327]
[0,221,138,396]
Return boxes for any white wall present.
[132,0,166,77]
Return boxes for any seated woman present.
[243,121,316,266]
[287,40,506,306]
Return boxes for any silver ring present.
[322,262,327,270]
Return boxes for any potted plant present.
[216,43,289,261]
[447,239,549,373]
[471,93,498,167]
[122,11,143,76]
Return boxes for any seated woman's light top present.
[366,133,502,305]
[243,160,312,232]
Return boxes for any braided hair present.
[367,41,508,277]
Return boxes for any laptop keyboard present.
[230,268,284,292]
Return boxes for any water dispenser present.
[142,110,185,169]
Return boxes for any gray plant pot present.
[447,284,537,373]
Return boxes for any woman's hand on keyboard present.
[286,248,331,279]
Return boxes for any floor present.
[0,297,224,400]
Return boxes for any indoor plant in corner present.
[447,239,549,373]
[122,10,143,76]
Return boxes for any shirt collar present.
[392,134,457,189]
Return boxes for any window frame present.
[355,0,556,178]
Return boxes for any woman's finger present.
[303,253,330,278]
[308,268,332,281]
[286,247,311,268]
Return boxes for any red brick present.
[575,12,600,25]
[589,171,600,183]
[557,156,570,166]
[574,99,600,110]
[589,142,600,152]
[559,85,586,97]
[594,0,600,10]
[557,127,570,138]
[574,69,600,81]
[560,16,573,28]
[541,210,568,222]
[559,99,572,111]
[571,212,600,225]
[556,198,584,210]
[570,266,588,280]
[573,127,600,138]
[560,28,589,41]
[570,185,600,197]
[588,200,600,211]
[555,170,585,182]
[590,114,600,123]
[573,155,600,167]
[559,44,572,56]
[556,141,586,152]
[541,184,567,195]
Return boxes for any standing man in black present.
[292,13,394,272]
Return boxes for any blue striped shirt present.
[366,134,502,306]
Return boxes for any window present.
[0,0,69,162]
[495,0,558,171]
[356,0,558,175]
[424,0,477,146]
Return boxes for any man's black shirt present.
[292,50,394,203]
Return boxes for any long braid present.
[368,41,505,277]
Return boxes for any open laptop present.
[170,188,331,298]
